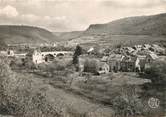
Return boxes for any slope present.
[86,13,166,35]
[69,13,166,47]
[0,25,58,44]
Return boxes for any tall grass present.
[0,57,63,117]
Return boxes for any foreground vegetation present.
[0,57,65,117]
[1,55,165,117]
[0,57,114,117]
[139,61,166,117]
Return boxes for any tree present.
[72,45,82,65]
[0,40,7,50]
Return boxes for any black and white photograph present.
[0,0,165,117]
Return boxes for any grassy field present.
[47,69,166,117]
[41,70,163,117]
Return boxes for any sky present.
[0,0,166,32]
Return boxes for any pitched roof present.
[149,53,158,60]
[137,55,146,60]
[108,54,124,61]
[101,56,108,62]
[87,47,94,53]
[122,56,137,62]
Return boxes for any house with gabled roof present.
[120,56,139,72]
[107,54,124,72]
[145,52,158,69]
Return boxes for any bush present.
[0,57,63,117]
[140,61,166,116]
[143,61,166,85]
[112,85,147,117]
[38,61,66,73]
[25,59,37,70]
[83,59,99,74]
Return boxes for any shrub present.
[83,59,99,74]
[24,59,37,70]
[55,63,66,71]
[38,61,65,73]
[112,85,146,117]
[143,61,166,85]
[140,61,166,116]
[0,57,63,117]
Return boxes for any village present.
[79,43,166,75]
[0,42,166,76]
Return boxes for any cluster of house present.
[1,43,165,74]
[118,44,165,56]
[79,44,166,74]
[101,52,159,72]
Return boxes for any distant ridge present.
[0,25,58,45]
[1,13,166,47]
[86,13,166,35]
[68,13,166,47]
